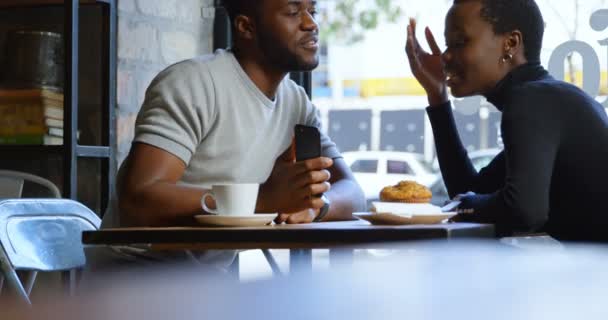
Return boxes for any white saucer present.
[354,212,456,225]
[194,214,277,227]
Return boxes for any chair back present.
[0,199,101,271]
[0,170,62,199]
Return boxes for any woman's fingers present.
[405,22,421,69]
[410,18,417,37]
[425,27,442,55]
[410,19,426,55]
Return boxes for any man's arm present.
[322,157,366,221]
[117,143,208,227]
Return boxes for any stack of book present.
[0,88,64,145]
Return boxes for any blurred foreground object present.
[3,239,608,319]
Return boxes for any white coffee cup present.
[201,183,259,216]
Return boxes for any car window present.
[350,159,378,173]
[387,160,413,174]
[413,154,434,173]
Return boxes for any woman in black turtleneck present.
[405,0,608,242]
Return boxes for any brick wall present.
[115,0,215,166]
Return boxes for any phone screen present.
[294,124,321,162]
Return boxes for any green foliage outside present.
[318,0,403,44]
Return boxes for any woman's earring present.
[501,53,513,63]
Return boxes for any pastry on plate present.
[379,180,432,203]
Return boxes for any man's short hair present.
[223,0,260,26]
[454,0,545,62]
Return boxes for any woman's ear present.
[504,30,523,57]
[234,15,256,41]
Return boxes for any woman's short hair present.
[454,0,545,62]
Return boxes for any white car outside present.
[341,151,438,201]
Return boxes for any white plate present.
[371,202,442,215]
[194,214,277,227]
[354,212,456,225]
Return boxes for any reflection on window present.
[350,160,377,173]
[387,160,412,174]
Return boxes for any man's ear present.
[234,15,256,41]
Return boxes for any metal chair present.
[0,199,101,304]
[0,169,63,300]
[0,169,62,199]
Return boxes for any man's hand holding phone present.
[258,125,332,221]
[258,138,332,216]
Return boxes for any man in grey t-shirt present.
[111,0,365,231]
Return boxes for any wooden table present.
[83,220,494,273]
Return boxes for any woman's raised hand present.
[405,18,449,106]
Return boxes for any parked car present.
[341,151,439,202]
[429,148,502,205]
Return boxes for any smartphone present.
[294,124,321,162]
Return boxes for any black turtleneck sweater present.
[427,63,608,242]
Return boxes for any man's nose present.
[301,11,318,31]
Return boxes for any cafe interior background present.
[0,0,607,291]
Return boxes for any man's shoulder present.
[148,50,234,92]
[189,49,234,69]
[278,76,309,102]
[158,50,231,79]
[279,76,303,90]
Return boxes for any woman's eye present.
[309,10,318,17]
[447,40,465,48]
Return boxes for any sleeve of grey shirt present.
[133,60,217,165]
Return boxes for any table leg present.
[262,249,283,276]
[289,249,312,274]
[228,253,240,280]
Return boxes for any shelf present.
[0,0,111,9]
[0,0,116,211]
[0,145,64,156]
[0,145,111,158]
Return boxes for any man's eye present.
[309,10,318,17]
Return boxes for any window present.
[387,160,413,175]
[350,159,378,173]
[314,0,607,205]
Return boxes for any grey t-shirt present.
[102,49,340,228]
